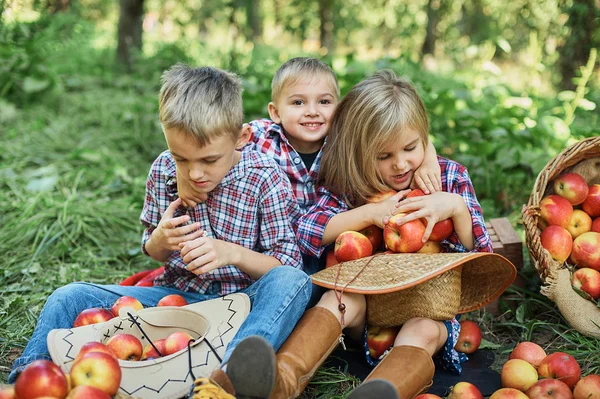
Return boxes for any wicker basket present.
[522,136,600,338]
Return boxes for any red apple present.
[66,385,111,399]
[526,378,573,399]
[366,325,399,359]
[70,351,121,396]
[573,375,600,399]
[539,195,574,229]
[490,388,530,399]
[384,214,426,253]
[415,395,443,399]
[0,387,15,399]
[501,358,538,391]
[73,308,113,328]
[406,189,426,198]
[418,241,442,253]
[538,352,581,389]
[509,342,547,368]
[366,190,398,203]
[14,360,68,399]
[582,184,600,218]
[334,231,373,262]
[571,232,600,270]
[428,218,454,242]
[106,333,143,361]
[573,267,600,300]
[157,294,188,307]
[141,339,167,360]
[592,217,600,233]
[359,225,384,251]
[454,320,482,354]
[540,226,573,263]
[554,173,589,206]
[325,250,339,268]
[447,382,484,399]
[73,342,116,365]
[567,210,593,239]
[164,331,195,355]
[110,295,143,317]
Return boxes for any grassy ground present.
[1,74,599,396]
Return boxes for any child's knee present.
[267,266,311,295]
[398,317,444,347]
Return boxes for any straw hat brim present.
[311,252,517,313]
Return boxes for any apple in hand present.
[573,375,600,399]
[454,320,482,354]
[526,379,573,399]
[66,385,112,399]
[366,325,399,359]
[538,352,581,389]
[415,395,443,399]
[539,195,573,229]
[592,217,600,233]
[334,231,373,262]
[73,342,116,364]
[141,338,167,360]
[73,308,113,328]
[106,333,143,361]
[157,294,188,307]
[403,188,454,241]
[572,267,600,300]
[509,342,547,368]
[164,331,195,355]
[501,358,538,391]
[359,225,384,251]
[582,184,600,218]
[571,232,600,270]
[567,209,593,239]
[385,214,426,253]
[14,360,68,399]
[554,173,589,205]
[447,382,484,399]
[540,226,573,263]
[490,388,530,399]
[367,190,398,203]
[110,295,143,317]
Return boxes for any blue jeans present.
[9,266,311,383]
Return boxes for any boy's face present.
[164,127,248,199]
[376,127,426,192]
[268,75,338,154]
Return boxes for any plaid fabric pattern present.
[297,156,493,257]
[140,149,303,295]
[244,119,321,213]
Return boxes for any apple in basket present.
[571,232,600,270]
[538,352,581,389]
[106,333,143,361]
[385,214,426,253]
[539,195,573,229]
[454,320,482,354]
[366,325,399,359]
[164,331,195,355]
[334,231,373,262]
[67,385,112,399]
[110,295,143,316]
[540,226,573,263]
[73,308,113,328]
[567,210,593,239]
[526,379,573,399]
[14,360,68,399]
[501,359,538,391]
[572,268,600,300]
[141,338,167,360]
[447,382,484,399]
[509,342,547,368]
[157,294,188,307]
[553,172,589,206]
[592,217,600,233]
[359,225,384,251]
[70,351,121,396]
[582,184,600,218]
[490,388,530,399]
[73,341,117,364]
[573,375,600,399]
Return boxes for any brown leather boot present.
[362,345,435,399]
[270,307,343,399]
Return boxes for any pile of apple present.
[328,189,455,267]
[1,294,194,399]
[537,173,600,302]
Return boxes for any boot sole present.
[227,335,276,399]
[346,379,399,399]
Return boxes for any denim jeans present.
[9,266,311,383]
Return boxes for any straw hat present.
[47,293,250,399]
[311,252,516,327]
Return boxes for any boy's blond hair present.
[318,70,429,207]
[159,64,244,146]
[271,57,340,103]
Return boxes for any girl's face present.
[376,127,426,191]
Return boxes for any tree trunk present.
[116,0,145,71]
[422,0,439,56]
[558,0,598,90]
[47,0,70,13]
[246,0,262,42]
[319,0,334,54]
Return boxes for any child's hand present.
[152,198,205,251]
[368,190,410,228]
[180,236,233,275]
[176,167,206,208]
[411,162,442,194]
[392,192,462,242]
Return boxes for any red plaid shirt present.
[140,149,303,295]
[297,156,493,257]
[244,119,321,213]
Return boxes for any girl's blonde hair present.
[318,70,429,207]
